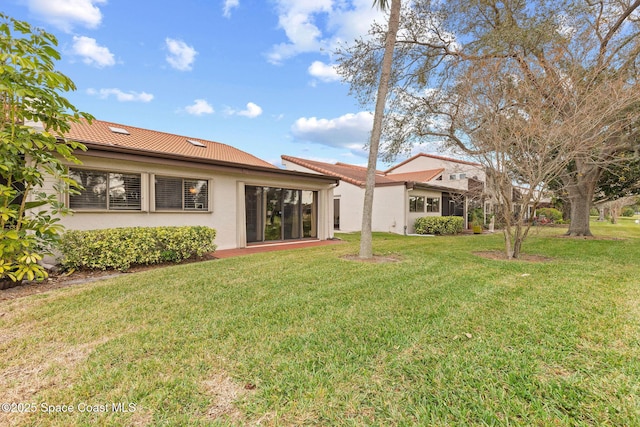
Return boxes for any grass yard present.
[1,221,639,426]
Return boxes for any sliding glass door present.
[282,189,300,240]
[302,190,317,238]
[246,186,317,243]
[264,187,282,241]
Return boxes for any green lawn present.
[1,221,639,426]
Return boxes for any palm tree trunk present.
[360,0,401,258]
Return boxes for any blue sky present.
[3,0,406,167]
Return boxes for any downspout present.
[404,182,413,235]
[464,192,469,229]
[327,182,339,239]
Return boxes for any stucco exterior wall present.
[371,185,406,234]
[388,156,485,191]
[332,184,406,234]
[41,154,335,251]
[332,182,364,232]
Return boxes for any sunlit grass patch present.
[1,220,639,425]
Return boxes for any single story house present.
[281,155,470,234]
[42,119,338,250]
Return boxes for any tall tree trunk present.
[503,228,514,259]
[564,162,601,237]
[512,221,525,259]
[359,0,401,258]
[611,205,619,224]
[512,234,523,259]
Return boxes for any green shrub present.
[414,216,464,235]
[535,207,563,223]
[622,207,635,217]
[59,226,216,271]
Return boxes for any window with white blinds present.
[69,169,141,210]
[154,177,182,210]
[155,176,209,211]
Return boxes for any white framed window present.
[426,197,440,213]
[449,174,457,180]
[409,195,425,212]
[69,169,141,211]
[155,176,209,211]
[459,173,467,179]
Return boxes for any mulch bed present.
[1,241,347,301]
[340,254,402,263]
[473,251,554,262]
[554,234,624,241]
[0,253,217,301]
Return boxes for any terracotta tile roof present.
[63,119,276,169]
[282,155,399,187]
[282,155,444,187]
[384,169,444,183]
[335,162,385,174]
[385,152,482,173]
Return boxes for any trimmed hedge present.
[60,226,217,271]
[414,216,464,235]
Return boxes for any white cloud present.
[327,0,387,45]
[87,88,154,102]
[165,38,197,71]
[266,0,385,64]
[71,36,115,68]
[223,0,239,18]
[26,0,106,32]
[185,99,214,116]
[267,1,330,64]
[308,61,340,82]
[237,102,263,118]
[291,111,373,152]
[226,102,263,118]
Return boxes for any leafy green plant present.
[0,14,91,285]
[414,216,464,235]
[469,209,483,233]
[468,207,483,226]
[535,207,563,223]
[622,206,635,217]
[59,226,217,271]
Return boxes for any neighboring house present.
[40,119,338,250]
[385,152,487,220]
[281,155,469,234]
[385,152,485,191]
[387,153,551,222]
